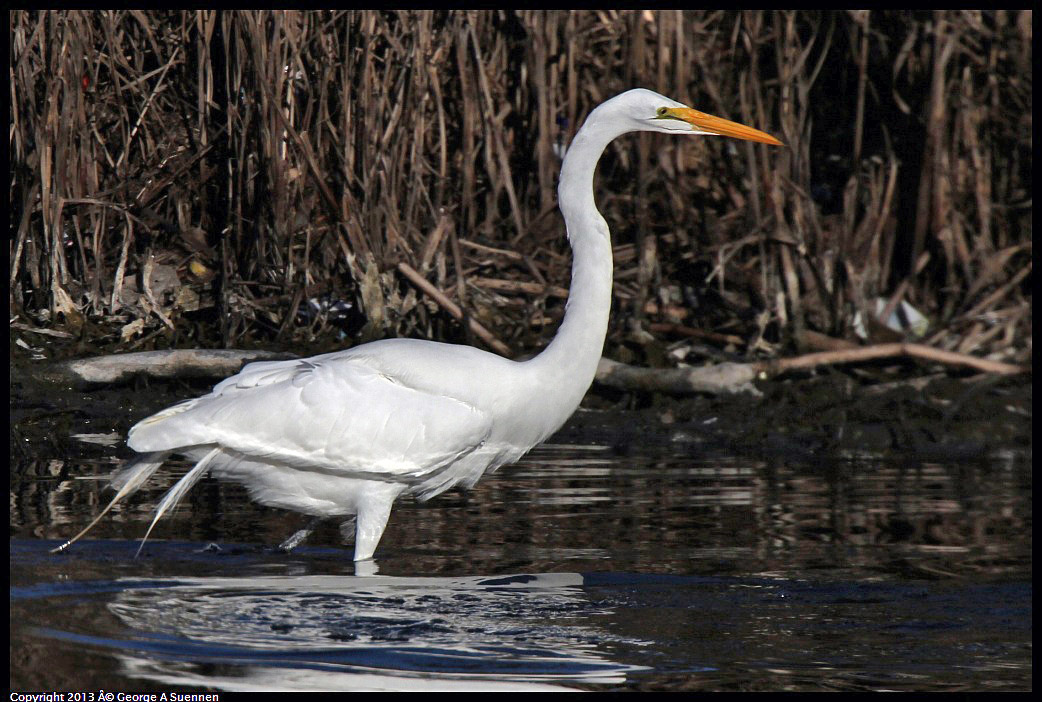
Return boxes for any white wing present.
[127,354,493,482]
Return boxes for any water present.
[10,431,1032,691]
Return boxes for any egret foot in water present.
[277,517,326,553]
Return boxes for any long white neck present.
[524,111,623,432]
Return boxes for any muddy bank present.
[563,373,1031,463]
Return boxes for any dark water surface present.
[10,429,1032,691]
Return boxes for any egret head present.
[595,88,783,145]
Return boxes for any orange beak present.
[661,106,783,146]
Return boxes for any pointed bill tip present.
[667,107,784,146]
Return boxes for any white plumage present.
[55,89,781,561]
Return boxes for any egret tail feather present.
[135,447,221,558]
[50,451,170,553]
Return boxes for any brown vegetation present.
[9,10,1032,371]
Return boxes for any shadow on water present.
[10,435,1033,691]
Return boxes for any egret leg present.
[351,484,404,561]
[278,516,324,552]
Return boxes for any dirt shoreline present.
[12,359,1031,469]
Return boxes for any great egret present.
[54,89,781,562]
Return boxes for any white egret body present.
[56,89,781,561]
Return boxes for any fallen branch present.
[596,357,762,396]
[758,342,1028,377]
[594,340,1028,397]
[397,261,513,357]
[11,322,76,339]
[458,237,526,261]
[647,321,746,348]
[38,349,296,389]
[29,335,1027,399]
[471,276,569,298]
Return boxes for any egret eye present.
[656,107,669,117]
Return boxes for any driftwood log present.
[596,358,763,397]
[31,338,1028,396]
[37,349,296,390]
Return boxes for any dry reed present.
[9,10,1031,368]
